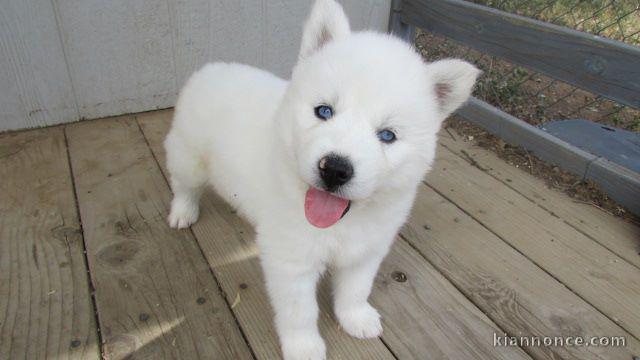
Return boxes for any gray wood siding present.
[0,0,78,130]
[0,0,390,131]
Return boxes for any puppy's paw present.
[168,197,199,229]
[336,303,382,339]
[281,333,326,360]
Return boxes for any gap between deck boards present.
[3,108,639,360]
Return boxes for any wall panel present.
[0,0,77,130]
[0,0,390,131]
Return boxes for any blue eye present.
[377,129,397,143]
[314,105,333,120]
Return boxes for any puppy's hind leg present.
[168,177,203,229]
[165,134,207,229]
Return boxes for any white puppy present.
[164,0,478,358]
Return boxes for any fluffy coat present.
[164,1,479,359]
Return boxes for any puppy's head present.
[279,0,479,228]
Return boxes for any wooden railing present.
[389,0,640,214]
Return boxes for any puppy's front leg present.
[333,254,385,339]
[262,258,325,360]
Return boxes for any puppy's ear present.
[427,59,480,117]
[298,0,351,60]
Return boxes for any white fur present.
[164,1,479,359]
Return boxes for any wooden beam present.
[454,97,640,216]
[0,128,99,359]
[456,97,597,176]
[388,0,416,42]
[585,158,640,217]
[400,0,640,109]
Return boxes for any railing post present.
[389,0,416,43]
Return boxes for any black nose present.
[319,154,354,190]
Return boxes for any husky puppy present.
[164,0,478,358]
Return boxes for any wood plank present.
[389,0,416,41]
[167,0,264,87]
[438,131,640,269]
[373,240,530,359]
[400,183,640,359]
[138,109,530,359]
[585,158,640,218]
[453,98,640,216]
[54,0,177,119]
[0,0,392,131]
[0,0,78,131]
[165,0,213,87]
[455,97,597,177]
[172,0,392,87]
[65,116,253,359]
[401,0,640,109]
[206,0,263,77]
[426,143,640,339]
[0,128,98,359]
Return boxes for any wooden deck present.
[1,109,639,360]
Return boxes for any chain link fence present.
[415,0,640,131]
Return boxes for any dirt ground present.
[444,116,639,224]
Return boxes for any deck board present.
[65,116,253,359]
[426,143,640,339]
[439,131,640,269]
[138,109,531,359]
[0,128,99,359]
[3,108,639,359]
[400,183,640,359]
[373,240,531,359]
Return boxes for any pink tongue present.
[304,187,350,228]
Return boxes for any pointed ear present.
[427,59,480,117]
[298,0,351,60]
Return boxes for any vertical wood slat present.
[0,127,99,359]
[0,0,78,130]
[388,0,415,42]
[0,0,391,132]
[65,116,253,359]
[53,0,177,120]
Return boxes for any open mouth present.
[304,187,351,228]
